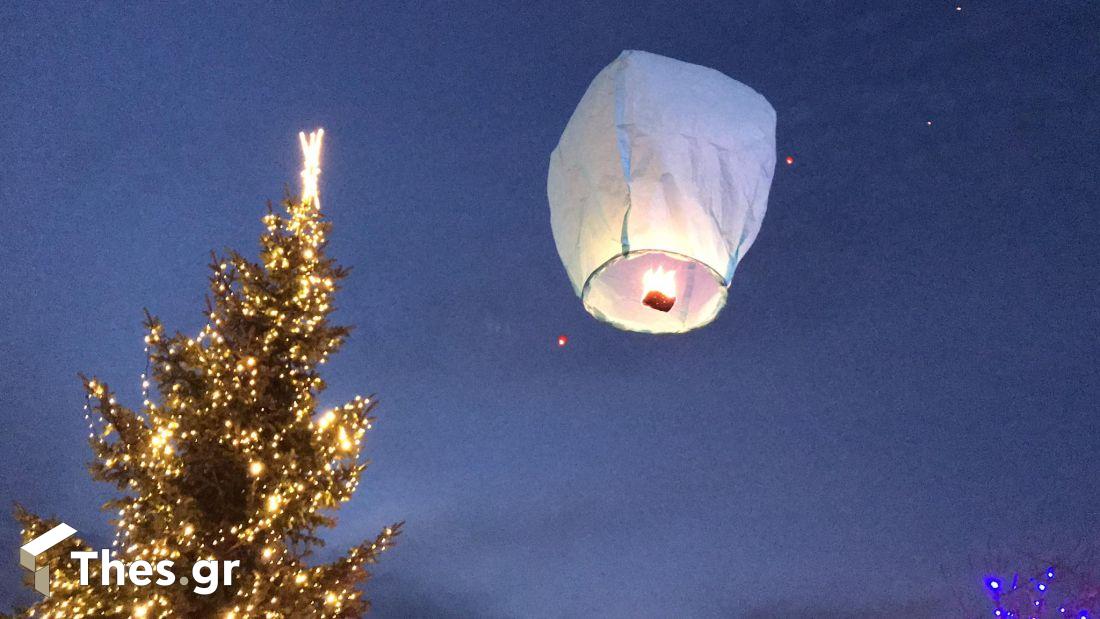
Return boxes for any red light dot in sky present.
[557,335,568,347]
[785,155,794,165]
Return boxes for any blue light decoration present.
[980,562,1100,618]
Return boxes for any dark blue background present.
[2,2,1097,616]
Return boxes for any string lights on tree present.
[13,130,401,618]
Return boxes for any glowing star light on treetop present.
[299,128,324,206]
[548,50,777,334]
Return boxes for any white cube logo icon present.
[19,523,76,596]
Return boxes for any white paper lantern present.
[548,50,776,333]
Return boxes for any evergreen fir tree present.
[13,130,401,618]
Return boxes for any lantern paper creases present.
[548,50,777,333]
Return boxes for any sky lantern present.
[548,50,776,333]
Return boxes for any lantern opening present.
[581,250,727,334]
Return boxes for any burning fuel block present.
[642,290,676,312]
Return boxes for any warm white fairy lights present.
[17,131,400,618]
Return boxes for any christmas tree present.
[12,130,401,618]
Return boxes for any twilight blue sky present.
[1,2,1098,617]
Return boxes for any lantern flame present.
[299,128,324,206]
[641,265,677,312]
